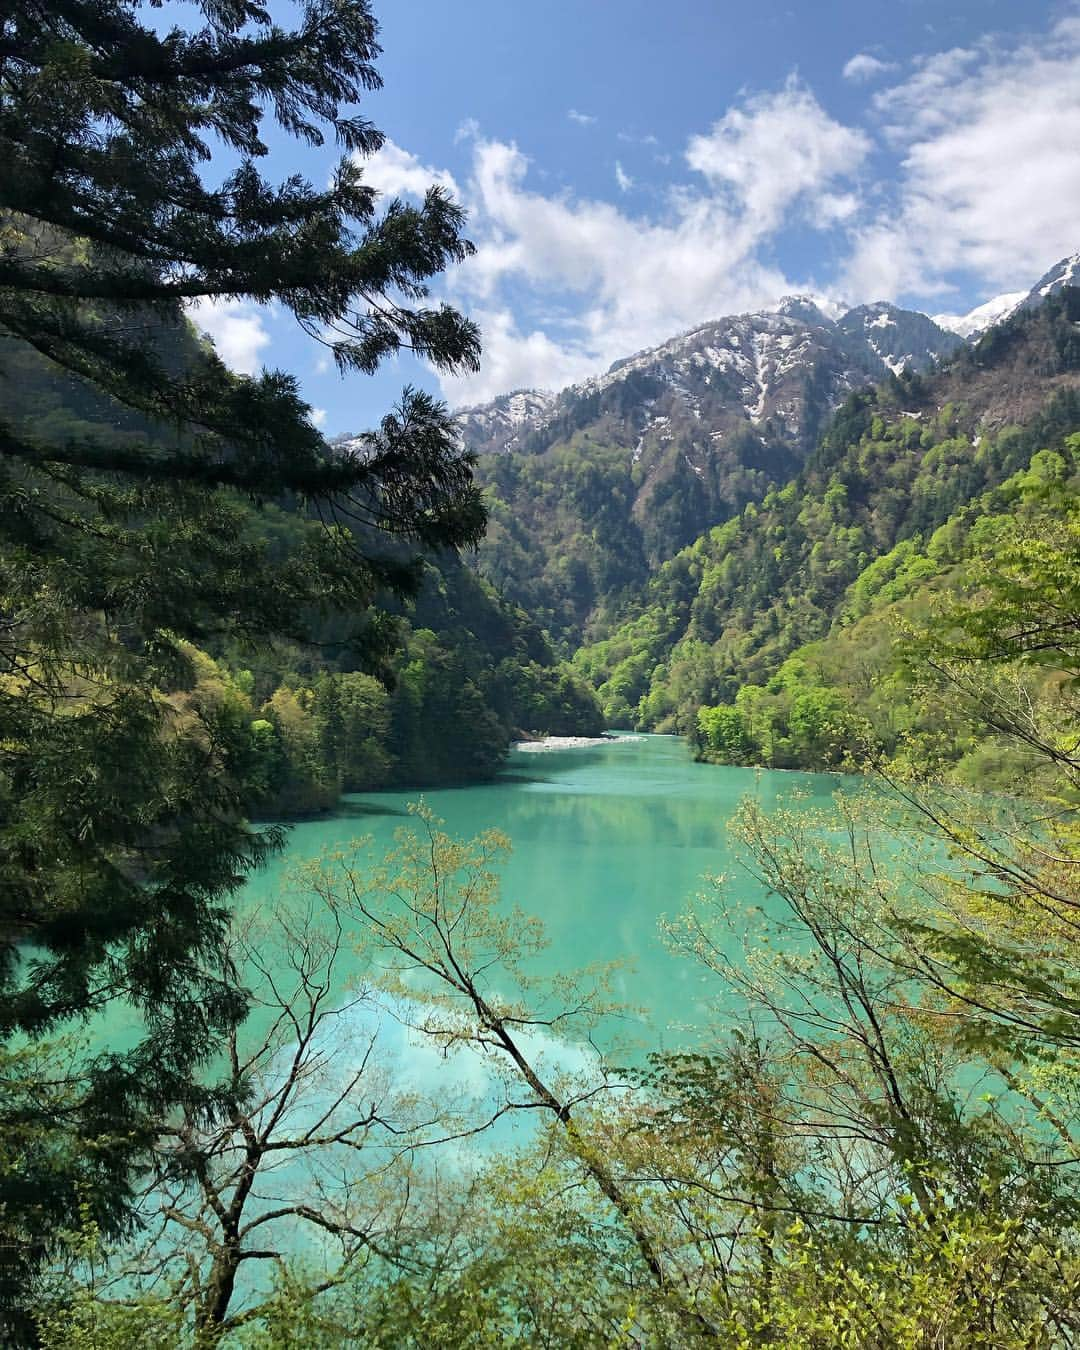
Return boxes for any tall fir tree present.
[0,0,483,1332]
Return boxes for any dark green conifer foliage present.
[0,0,483,1329]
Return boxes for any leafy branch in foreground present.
[35,891,505,1344]
[306,806,733,1341]
[35,776,1080,1346]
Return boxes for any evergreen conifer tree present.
[0,0,482,1329]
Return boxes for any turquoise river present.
[96,733,850,1289]
[240,732,843,1052]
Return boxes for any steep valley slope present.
[572,285,1080,764]
[460,297,962,647]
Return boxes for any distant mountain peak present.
[399,254,1080,465]
[837,302,962,376]
[933,291,1028,341]
[453,387,557,455]
[450,295,962,471]
[457,387,555,423]
[771,295,836,326]
[843,300,903,321]
[931,249,1080,340]
[1020,251,1080,309]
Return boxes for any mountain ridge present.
[571,285,1080,734]
[453,297,964,646]
[331,252,1079,654]
[454,295,961,460]
[452,251,1080,455]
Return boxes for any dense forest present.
[569,292,1080,774]
[4,0,1080,1346]
[1,294,602,820]
[212,558,603,816]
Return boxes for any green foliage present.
[574,301,1080,767]
[477,438,649,647]
[37,566,1080,1341]
[696,702,756,764]
[126,563,604,823]
[0,0,513,1325]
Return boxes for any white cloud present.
[412,83,868,404]
[457,307,601,397]
[188,297,272,376]
[842,52,897,82]
[845,18,1080,299]
[310,407,328,428]
[334,16,1080,409]
[361,140,460,200]
[567,109,597,126]
[435,140,789,402]
[685,81,871,232]
[814,191,861,227]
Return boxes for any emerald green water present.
[100,735,847,1288]
[241,734,843,1051]
[91,734,844,1065]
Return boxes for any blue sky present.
[184,0,1080,432]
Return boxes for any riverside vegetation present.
[3,0,1080,1345]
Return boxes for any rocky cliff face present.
[454,389,557,456]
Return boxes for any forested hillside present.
[461,298,961,647]
[572,290,1080,760]
[208,555,603,816]
[2,307,600,819]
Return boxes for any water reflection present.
[236,736,844,1062]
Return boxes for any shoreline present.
[511,734,646,753]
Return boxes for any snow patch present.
[1040,251,1080,295]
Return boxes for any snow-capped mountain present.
[934,251,1080,339]
[457,298,960,461]
[333,252,1077,598]
[327,251,1078,649]
[335,252,1080,465]
[455,389,557,456]
[568,297,876,436]
[837,302,961,375]
[1019,251,1080,313]
[454,252,1079,462]
[442,297,967,622]
[933,291,1028,341]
